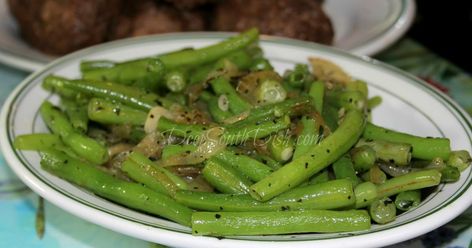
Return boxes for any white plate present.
[1,34,470,248]
[0,0,415,72]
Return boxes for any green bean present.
[62,98,88,133]
[164,92,187,106]
[80,60,115,72]
[42,75,172,111]
[250,58,273,71]
[363,122,451,160]
[200,92,232,123]
[14,134,63,151]
[367,96,382,109]
[222,116,291,145]
[293,116,320,159]
[161,144,197,160]
[268,133,294,162]
[202,159,252,194]
[439,166,460,183]
[159,28,259,69]
[254,78,287,105]
[322,104,339,131]
[237,96,311,124]
[332,154,360,186]
[164,69,187,92]
[224,49,253,70]
[87,98,147,125]
[157,117,207,139]
[308,170,330,185]
[309,81,325,113]
[42,76,79,99]
[346,80,368,98]
[251,154,282,170]
[250,110,365,201]
[175,179,354,212]
[283,64,313,88]
[40,101,109,164]
[351,145,376,172]
[192,209,370,236]
[358,139,411,166]
[354,182,378,209]
[447,150,471,172]
[214,150,273,182]
[377,169,441,198]
[81,57,165,90]
[326,90,366,111]
[394,190,421,211]
[369,197,396,224]
[361,165,387,184]
[41,149,192,226]
[210,77,251,114]
[122,152,188,196]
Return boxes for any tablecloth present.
[0,38,471,248]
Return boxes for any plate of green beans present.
[1,29,471,248]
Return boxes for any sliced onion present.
[222,110,250,124]
[161,127,226,166]
[108,143,133,157]
[133,131,165,158]
[144,106,174,133]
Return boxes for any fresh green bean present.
[214,150,273,182]
[250,58,273,71]
[361,165,387,184]
[309,81,325,113]
[326,90,366,111]
[202,159,252,194]
[293,116,320,159]
[447,150,471,172]
[200,92,232,123]
[354,182,378,209]
[377,169,441,198]
[210,77,251,114]
[62,98,88,133]
[251,154,282,170]
[308,170,330,185]
[41,149,192,226]
[332,154,360,186]
[369,197,396,224]
[363,122,451,160]
[222,116,291,145]
[122,152,188,196]
[175,179,354,212]
[250,110,365,201]
[351,145,376,172]
[394,190,421,211]
[161,144,197,160]
[358,139,411,166]
[268,133,294,162]
[165,69,187,92]
[192,209,371,236]
[14,134,63,151]
[42,75,173,111]
[254,78,287,105]
[439,166,460,183]
[159,28,259,69]
[81,57,165,90]
[346,80,368,98]
[283,64,313,89]
[40,101,109,164]
[87,98,147,125]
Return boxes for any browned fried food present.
[214,0,334,44]
[163,0,214,9]
[8,0,122,55]
[109,0,206,40]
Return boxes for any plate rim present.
[0,0,416,72]
[1,33,471,248]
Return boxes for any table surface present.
[0,37,471,248]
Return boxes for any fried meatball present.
[109,0,206,40]
[163,0,214,9]
[8,0,122,55]
[214,0,334,44]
